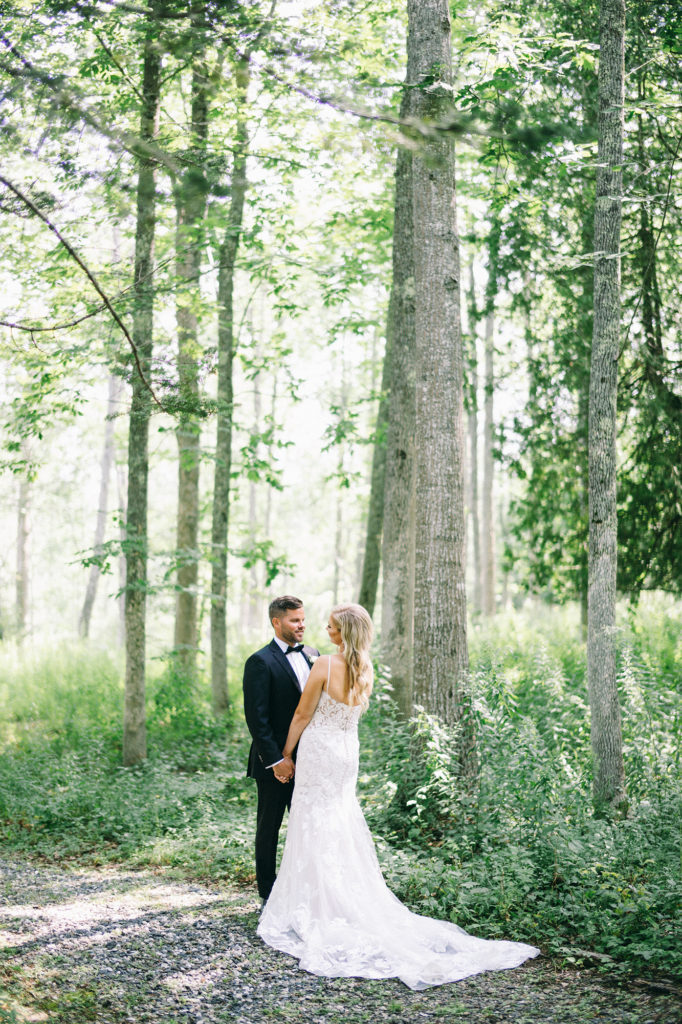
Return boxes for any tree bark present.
[466,265,481,615]
[173,5,209,677]
[636,110,682,421]
[578,379,589,639]
[123,9,162,765]
[210,56,250,715]
[358,337,390,616]
[79,374,121,639]
[381,122,416,719]
[263,371,278,605]
[246,338,262,634]
[587,0,627,813]
[481,305,495,617]
[409,0,474,772]
[578,183,595,640]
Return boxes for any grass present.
[0,598,680,983]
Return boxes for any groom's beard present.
[281,626,304,645]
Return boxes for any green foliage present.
[361,603,682,980]
[234,540,297,588]
[0,643,123,746]
[0,644,254,877]
[1,604,680,980]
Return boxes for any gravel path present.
[0,856,679,1024]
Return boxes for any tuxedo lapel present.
[269,638,302,692]
[301,645,316,667]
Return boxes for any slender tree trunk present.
[210,56,250,715]
[123,9,162,765]
[409,0,474,772]
[578,182,595,640]
[578,381,589,639]
[587,0,627,813]
[16,469,30,642]
[79,375,121,638]
[481,306,495,616]
[173,6,209,677]
[247,347,262,633]
[358,337,390,616]
[636,109,681,421]
[381,127,416,719]
[466,265,481,614]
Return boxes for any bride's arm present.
[282,659,327,760]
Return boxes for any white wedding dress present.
[257,662,540,989]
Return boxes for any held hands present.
[273,755,295,783]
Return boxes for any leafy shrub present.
[359,602,682,979]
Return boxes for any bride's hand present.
[274,756,295,783]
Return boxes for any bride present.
[257,603,540,990]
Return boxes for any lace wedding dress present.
[258,664,540,990]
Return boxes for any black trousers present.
[255,773,294,900]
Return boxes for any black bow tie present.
[285,643,304,655]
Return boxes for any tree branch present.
[622,128,682,356]
[0,174,162,408]
[0,35,181,175]
[88,24,145,103]
[0,304,109,335]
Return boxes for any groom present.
[243,595,319,902]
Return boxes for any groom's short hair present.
[269,595,303,623]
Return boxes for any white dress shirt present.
[267,636,311,770]
[273,635,311,691]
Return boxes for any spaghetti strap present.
[325,655,332,691]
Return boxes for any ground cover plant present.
[0,602,680,982]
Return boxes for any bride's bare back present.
[325,653,361,706]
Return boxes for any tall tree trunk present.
[481,306,495,616]
[79,374,121,639]
[381,128,416,719]
[578,184,595,640]
[246,342,262,634]
[123,9,162,766]
[173,5,209,677]
[587,0,627,813]
[466,265,481,614]
[578,383,589,639]
[358,337,390,616]
[409,0,474,772]
[16,468,30,641]
[210,56,250,715]
[636,108,681,421]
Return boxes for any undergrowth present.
[0,599,680,982]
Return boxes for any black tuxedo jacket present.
[243,638,320,780]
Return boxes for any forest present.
[0,0,681,1018]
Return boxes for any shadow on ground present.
[0,858,679,1024]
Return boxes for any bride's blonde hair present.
[330,603,374,708]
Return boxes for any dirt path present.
[0,857,679,1024]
